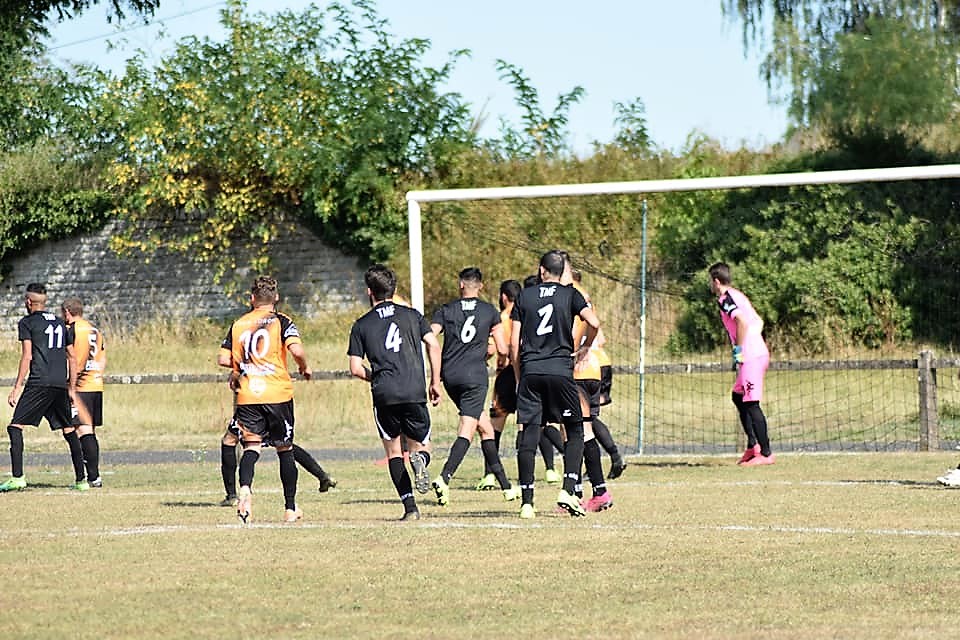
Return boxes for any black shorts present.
[443,380,488,420]
[12,386,73,431]
[576,378,601,418]
[599,365,613,406]
[489,367,517,418]
[374,402,431,444]
[234,400,296,447]
[516,373,582,427]
[72,391,103,427]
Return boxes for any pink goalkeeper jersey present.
[717,287,768,359]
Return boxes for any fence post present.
[918,349,939,451]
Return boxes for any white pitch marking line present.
[3,519,960,539]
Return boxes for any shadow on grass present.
[162,501,226,508]
[838,479,946,488]
[628,461,715,469]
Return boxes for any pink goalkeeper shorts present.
[733,354,769,403]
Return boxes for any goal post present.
[405,163,960,456]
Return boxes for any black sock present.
[561,422,584,495]
[293,444,326,481]
[480,439,510,489]
[238,449,260,489]
[441,436,470,483]
[8,426,23,478]
[583,438,607,496]
[591,418,621,462]
[221,443,238,498]
[80,434,100,482]
[745,402,771,456]
[278,448,298,511]
[543,425,564,452]
[388,456,415,502]
[63,430,85,482]
[732,392,757,447]
[517,425,540,504]
[485,429,503,476]
[539,430,555,471]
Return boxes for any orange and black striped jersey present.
[69,318,105,392]
[222,308,302,405]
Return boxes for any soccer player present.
[564,270,613,511]
[512,251,600,518]
[570,268,627,481]
[429,267,517,506]
[477,278,522,491]
[348,264,442,521]
[1,283,85,492]
[215,412,337,507]
[516,273,565,486]
[224,276,312,523]
[61,297,105,488]
[215,302,336,506]
[708,262,774,465]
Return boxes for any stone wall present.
[0,219,368,334]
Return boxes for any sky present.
[46,0,789,155]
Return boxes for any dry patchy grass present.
[2,453,960,639]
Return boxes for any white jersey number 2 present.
[536,304,554,336]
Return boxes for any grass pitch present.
[2,452,960,639]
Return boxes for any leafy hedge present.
[0,146,110,277]
[656,137,960,354]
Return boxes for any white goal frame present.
[406,164,960,312]
[405,163,960,453]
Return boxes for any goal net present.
[406,165,960,456]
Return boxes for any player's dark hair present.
[26,283,46,295]
[539,250,565,277]
[571,268,582,283]
[522,274,540,288]
[708,262,732,285]
[365,264,397,301]
[251,275,279,305]
[500,279,522,302]
[61,297,83,317]
[458,267,482,285]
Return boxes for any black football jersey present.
[18,310,73,388]
[348,301,432,406]
[431,297,500,386]
[511,282,588,376]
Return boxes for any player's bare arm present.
[66,343,78,396]
[7,339,32,407]
[490,323,508,359]
[349,355,372,383]
[574,307,601,363]
[423,331,443,406]
[288,342,312,380]
[510,319,521,383]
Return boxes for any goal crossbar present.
[404,164,960,311]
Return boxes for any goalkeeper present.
[708,262,773,466]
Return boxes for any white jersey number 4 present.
[385,322,403,353]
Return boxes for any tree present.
[808,18,955,142]
[490,59,585,158]
[723,0,960,133]
[0,1,157,152]
[104,0,474,284]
